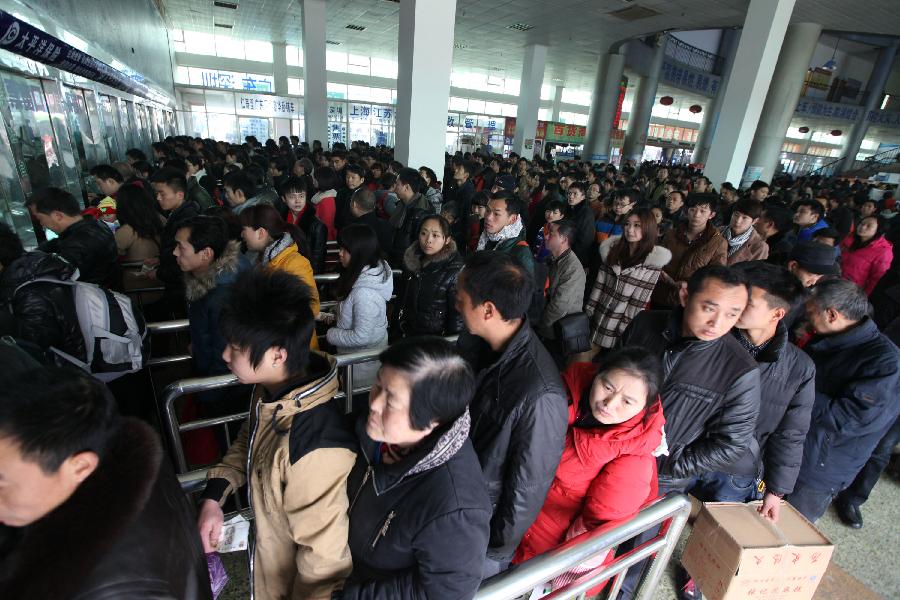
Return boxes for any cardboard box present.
[682,502,834,600]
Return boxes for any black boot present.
[835,498,863,529]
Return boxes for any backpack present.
[14,277,149,381]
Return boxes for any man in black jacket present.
[349,188,394,255]
[388,168,434,267]
[0,366,211,599]
[151,168,201,291]
[455,251,568,577]
[564,181,596,266]
[27,187,117,287]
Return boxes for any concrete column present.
[692,28,741,165]
[512,44,548,158]
[704,0,797,189]
[621,34,667,163]
[839,42,899,172]
[273,41,288,96]
[583,49,626,163]
[301,0,328,147]
[551,84,564,122]
[745,22,822,183]
[395,0,457,173]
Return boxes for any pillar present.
[512,44,548,158]
[621,33,667,163]
[273,41,288,96]
[745,22,823,183]
[394,0,457,173]
[704,0,797,189]
[692,28,741,165]
[551,84,564,122]
[301,0,328,147]
[583,49,626,163]
[839,42,899,172]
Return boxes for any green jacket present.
[487,230,535,276]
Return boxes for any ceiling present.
[157,0,900,92]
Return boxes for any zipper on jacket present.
[371,510,396,549]
[245,393,263,600]
[349,465,373,513]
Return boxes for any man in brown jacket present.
[652,193,727,308]
[722,198,769,265]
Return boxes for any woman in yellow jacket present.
[239,204,321,349]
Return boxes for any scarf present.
[261,234,294,266]
[722,226,753,257]
[476,217,524,250]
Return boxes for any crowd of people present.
[0,133,899,600]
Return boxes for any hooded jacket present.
[398,239,464,337]
[0,251,85,362]
[326,260,394,353]
[262,236,321,350]
[310,189,338,240]
[38,216,118,286]
[341,410,491,600]
[202,353,357,600]
[652,223,727,307]
[840,235,893,295]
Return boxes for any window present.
[369,87,392,104]
[347,55,370,76]
[326,51,348,72]
[468,99,486,114]
[503,79,521,96]
[288,78,304,96]
[484,101,503,116]
[538,108,552,121]
[501,104,517,117]
[175,66,189,84]
[561,89,591,106]
[786,127,807,139]
[184,31,215,55]
[327,83,347,99]
[215,36,245,60]
[347,85,371,100]
[371,57,398,78]
[286,45,304,67]
[540,84,552,100]
[245,40,273,62]
[449,96,468,111]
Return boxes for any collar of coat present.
[661,307,719,351]
[252,352,340,430]
[183,239,243,301]
[0,419,161,600]
[675,221,720,247]
[402,239,458,273]
[734,321,788,363]
[806,316,881,353]
[599,236,672,268]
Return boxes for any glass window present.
[562,89,591,106]
[288,78,304,96]
[245,40,273,62]
[468,99,486,114]
[371,58,397,78]
[503,79,521,96]
[188,110,209,138]
[541,84,552,100]
[484,101,502,116]
[205,89,236,114]
[184,31,216,55]
[326,51,348,72]
[347,55,370,76]
[786,127,807,139]
[449,97,468,111]
[501,104,517,117]
[538,108,552,121]
[369,87,391,104]
[208,113,238,143]
[286,45,304,67]
[215,37,245,60]
[172,29,184,42]
[239,116,270,140]
[347,85,371,100]
[327,83,347,99]
[175,66,189,84]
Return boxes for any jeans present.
[838,415,900,507]
[690,471,762,503]
[785,486,837,523]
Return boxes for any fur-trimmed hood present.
[600,235,672,268]
[183,239,246,301]
[402,239,459,273]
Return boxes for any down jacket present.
[398,240,464,337]
[0,251,85,362]
[287,203,328,273]
[652,223,727,307]
[38,216,117,286]
[840,235,893,295]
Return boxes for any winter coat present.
[38,216,117,286]
[723,325,815,495]
[311,189,338,240]
[796,317,900,492]
[351,211,394,257]
[460,321,569,561]
[514,362,665,564]
[537,249,586,340]
[0,419,211,600]
[483,229,536,276]
[326,261,393,386]
[388,193,434,268]
[764,231,795,266]
[184,240,251,377]
[619,309,761,488]
[424,185,443,213]
[263,236,321,350]
[725,227,770,265]
[336,186,362,232]
[231,190,272,215]
[187,176,215,210]
[398,240,464,337]
[652,223,727,307]
[565,200,597,267]
[287,203,328,273]
[796,219,828,242]
[158,199,201,289]
[202,353,357,600]
[115,223,160,262]
[840,236,893,295]
[342,410,491,600]
[586,237,671,349]
[0,251,86,362]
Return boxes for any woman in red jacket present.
[841,215,893,295]
[513,347,665,591]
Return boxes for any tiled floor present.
[216,472,899,599]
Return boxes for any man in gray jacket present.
[537,219,586,341]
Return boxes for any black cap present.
[789,241,840,275]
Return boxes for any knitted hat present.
[97,196,117,216]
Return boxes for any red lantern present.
[798,126,810,133]
[659,96,674,106]
[831,129,842,136]
[689,104,702,114]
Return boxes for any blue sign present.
[794,99,861,121]
[0,9,151,98]
[660,61,722,97]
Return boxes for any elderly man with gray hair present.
[787,278,900,522]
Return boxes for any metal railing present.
[665,36,724,75]
[476,493,691,600]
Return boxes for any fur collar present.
[0,419,161,600]
[600,236,672,268]
[402,239,458,273]
[183,239,243,301]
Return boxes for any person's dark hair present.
[238,203,311,259]
[0,367,119,473]
[686,264,749,297]
[0,222,24,268]
[313,166,339,192]
[592,346,663,417]
[132,160,153,179]
[26,187,81,217]
[176,215,229,259]
[151,141,171,158]
[125,148,147,162]
[223,170,256,201]
[731,261,806,312]
[418,166,438,188]
[281,175,315,198]
[219,268,315,375]
[546,199,567,214]
[549,219,576,245]
[606,208,657,268]
[808,277,869,321]
[388,160,404,174]
[116,184,163,241]
[89,164,124,183]
[457,161,476,179]
[336,223,384,299]
[471,190,490,208]
[762,206,793,234]
[419,214,451,239]
[568,180,586,195]
[686,192,718,211]
[378,336,474,430]
[731,198,763,221]
[186,154,205,171]
[850,215,887,250]
[458,251,532,321]
[346,163,366,180]
[150,167,189,196]
[749,179,770,192]
[352,188,376,213]
[489,190,523,216]
[795,199,823,220]
[397,167,424,193]
[379,172,397,190]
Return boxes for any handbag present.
[554,312,591,356]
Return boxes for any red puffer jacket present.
[840,235,893,295]
[513,362,665,565]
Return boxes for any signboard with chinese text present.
[236,93,299,118]
[660,61,722,97]
[613,75,628,130]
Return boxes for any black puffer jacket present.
[39,217,117,286]
[460,321,569,561]
[0,251,85,362]
[0,419,212,600]
[565,199,596,267]
[294,203,328,273]
[342,410,491,600]
[388,193,434,268]
[619,309,761,487]
[397,240,464,337]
